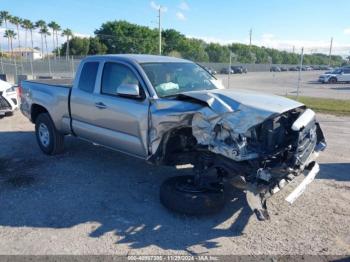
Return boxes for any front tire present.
[35,113,64,155]
[329,77,337,84]
[160,175,225,216]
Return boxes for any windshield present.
[141,62,218,97]
[330,69,342,74]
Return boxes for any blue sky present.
[1,0,350,55]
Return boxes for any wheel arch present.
[149,126,198,166]
[31,104,49,123]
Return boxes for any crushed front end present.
[148,89,326,220]
[192,106,326,220]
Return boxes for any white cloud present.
[150,1,168,12]
[344,28,350,35]
[176,12,186,21]
[179,1,190,11]
[73,32,93,38]
[187,35,240,45]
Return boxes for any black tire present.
[160,175,225,216]
[35,113,64,155]
[329,77,337,84]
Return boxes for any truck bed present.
[26,78,73,88]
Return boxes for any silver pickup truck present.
[20,55,326,220]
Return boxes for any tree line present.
[1,11,346,66]
[59,20,345,66]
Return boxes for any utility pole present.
[249,28,252,50]
[328,37,333,66]
[297,47,304,100]
[158,6,162,55]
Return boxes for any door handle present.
[95,102,107,109]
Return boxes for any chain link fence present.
[0,55,303,84]
[0,57,80,83]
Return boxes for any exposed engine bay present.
[148,89,326,220]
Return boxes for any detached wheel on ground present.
[35,113,65,155]
[160,175,225,215]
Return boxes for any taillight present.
[17,85,22,97]
[17,84,22,103]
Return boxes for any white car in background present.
[0,79,19,116]
[318,68,350,84]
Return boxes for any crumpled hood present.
[179,88,304,115]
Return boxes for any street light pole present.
[328,37,333,66]
[297,47,304,100]
[158,6,162,55]
[228,52,232,88]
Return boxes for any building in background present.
[6,47,43,60]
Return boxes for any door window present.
[101,63,140,96]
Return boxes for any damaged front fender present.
[148,88,304,163]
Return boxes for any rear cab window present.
[78,62,99,93]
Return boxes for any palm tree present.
[40,26,52,75]
[0,19,4,73]
[9,16,23,72]
[62,28,73,60]
[55,24,61,58]
[21,19,31,55]
[0,11,11,51]
[22,19,35,75]
[0,11,10,28]
[48,21,60,59]
[26,20,35,75]
[9,16,22,50]
[4,29,16,57]
[35,20,46,58]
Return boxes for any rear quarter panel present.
[20,81,70,132]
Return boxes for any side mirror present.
[117,84,141,98]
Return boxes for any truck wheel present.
[35,113,64,155]
[329,77,337,84]
[160,175,225,216]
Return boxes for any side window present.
[343,69,350,74]
[78,62,99,93]
[101,62,140,96]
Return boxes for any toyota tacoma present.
[20,55,326,220]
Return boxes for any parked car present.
[304,66,313,71]
[231,66,248,74]
[320,65,333,71]
[319,68,350,84]
[220,67,234,74]
[289,67,298,71]
[280,67,288,72]
[20,54,326,221]
[0,79,19,117]
[270,66,281,72]
[204,66,217,75]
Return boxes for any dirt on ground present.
[0,110,349,256]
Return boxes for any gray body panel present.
[20,54,305,160]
